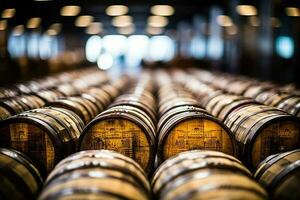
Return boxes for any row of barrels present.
[0,68,109,120]
[2,147,300,200]
[0,68,109,98]
[0,76,128,176]
[1,69,300,199]
[174,70,300,169]
[191,69,300,118]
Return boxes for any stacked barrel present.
[174,70,300,169]
[191,69,300,118]
[79,72,156,174]
[0,68,109,120]
[0,70,128,176]
[38,150,151,200]
[0,148,43,200]
[1,67,300,200]
[156,71,238,164]
[152,150,268,200]
[255,149,300,200]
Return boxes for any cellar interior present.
[0,0,300,200]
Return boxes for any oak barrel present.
[204,93,258,121]
[0,106,12,120]
[152,150,268,200]
[33,89,65,103]
[276,96,300,117]
[156,79,238,163]
[0,148,43,200]
[0,95,45,117]
[224,104,300,168]
[48,97,100,125]
[255,149,300,200]
[0,107,84,176]
[38,150,150,200]
[79,76,156,174]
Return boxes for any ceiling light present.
[112,15,132,27]
[2,8,16,18]
[148,16,168,27]
[117,25,135,35]
[13,25,24,36]
[60,5,81,16]
[249,16,260,26]
[75,15,94,27]
[146,26,164,35]
[236,5,257,16]
[285,7,300,17]
[86,22,103,34]
[27,17,41,29]
[151,5,175,16]
[106,5,128,16]
[0,20,7,31]
[217,15,233,27]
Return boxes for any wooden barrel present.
[38,150,151,200]
[244,83,275,99]
[0,95,45,116]
[110,93,157,124]
[224,104,300,169]
[15,83,33,94]
[157,103,238,163]
[226,80,255,95]
[255,149,300,200]
[81,93,105,113]
[56,83,79,97]
[79,107,156,174]
[48,96,100,125]
[152,150,268,200]
[265,94,294,107]
[276,96,300,117]
[83,74,130,108]
[0,107,84,176]
[255,91,296,110]
[204,93,259,121]
[0,87,19,99]
[0,98,29,115]
[157,80,237,164]
[79,79,156,174]
[255,91,279,105]
[172,71,225,110]
[0,105,12,120]
[33,89,65,103]
[101,84,120,101]
[0,148,43,200]
[83,87,113,107]
[16,95,46,110]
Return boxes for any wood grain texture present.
[39,150,150,200]
[0,148,43,200]
[161,118,235,161]
[255,150,300,200]
[80,118,153,172]
[152,150,267,200]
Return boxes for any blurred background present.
[0,0,299,85]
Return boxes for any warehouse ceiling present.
[0,0,229,35]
